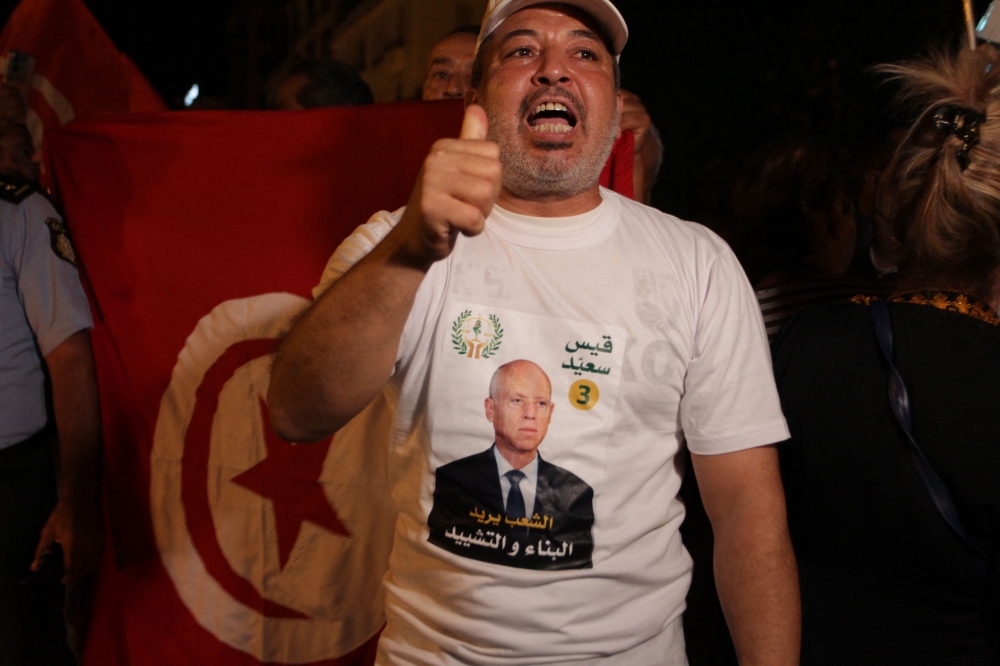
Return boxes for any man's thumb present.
[460,104,489,141]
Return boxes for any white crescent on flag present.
[151,294,395,664]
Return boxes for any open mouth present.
[527,101,578,134]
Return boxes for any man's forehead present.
[490,4,613,54]
[501,369,552,393]
[432,33,477,57]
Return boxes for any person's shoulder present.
[0,181,62,250]
[436,446,496,477]
[771,299,874,375]
[784,298,873,336]
[608,189,729,254]
[537,455,591,492]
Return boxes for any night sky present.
[0,0,990,214]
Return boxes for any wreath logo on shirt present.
[451,311,503,359]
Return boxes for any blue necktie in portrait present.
[505,470,526,519]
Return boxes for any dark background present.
[615,0,989,215]
[0,0,989,214]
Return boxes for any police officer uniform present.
[0,174,91,665]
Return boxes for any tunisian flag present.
[0,0,165,174]
[48,100,466,665]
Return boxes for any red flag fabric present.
[48,100,465,666]
[0,0,165,180]
[600,129,635,200]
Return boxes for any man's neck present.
[496,184,603,217]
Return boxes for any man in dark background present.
[267,57,374,109]
[420,25,479,101]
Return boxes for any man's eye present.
[579,49,598,60]
[507,47,533,58]
[433,71,449,79]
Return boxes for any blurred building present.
[227,0,291,108]
[286,0,487,102]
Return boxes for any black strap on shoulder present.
[870,300,987,572]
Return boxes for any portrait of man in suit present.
[427,360,595,570]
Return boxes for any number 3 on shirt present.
[570,379,600,411]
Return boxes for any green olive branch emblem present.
[480,314,504,359]
[451,310,472,355]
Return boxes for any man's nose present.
[444,76,465,98]
[533,51,571,87]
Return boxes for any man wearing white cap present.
[270,1,800,663]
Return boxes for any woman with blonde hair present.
[773,46,999,664]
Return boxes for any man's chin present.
[512,442,542,453]
[521,146,580,172]
[532,140,573,152]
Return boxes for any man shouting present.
[270,1,800,664]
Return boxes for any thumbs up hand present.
[393,104,502,268]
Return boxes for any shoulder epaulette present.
[0,173,35,204]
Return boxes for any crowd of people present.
[1,0,998,664]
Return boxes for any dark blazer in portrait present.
[427,445,594,570]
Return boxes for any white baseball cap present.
[476,0,629,57]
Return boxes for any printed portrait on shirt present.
[427,359,596,570]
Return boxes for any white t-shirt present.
[315,189,789,665]
[0,192,93,448]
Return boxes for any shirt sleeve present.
[679,246,790,455]
[12,194,93,357]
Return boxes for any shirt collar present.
[492,443,539,478]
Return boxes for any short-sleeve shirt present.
[0,192,93,448]
[318,189,789,664]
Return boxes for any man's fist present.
[393,104,502,267]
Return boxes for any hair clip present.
[933,104,986,170]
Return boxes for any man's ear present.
[484,397,495,423]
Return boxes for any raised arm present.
[268,105,501,442]
[690,445,801,666]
